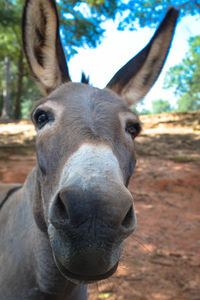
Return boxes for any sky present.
[67,13,200,111]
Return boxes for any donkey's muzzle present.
[48,184,136,282]
[50,184,136,237]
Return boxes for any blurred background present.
[0,1,200,300]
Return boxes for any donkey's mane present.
[81,72,90,84]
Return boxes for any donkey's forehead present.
[34,82,128,112]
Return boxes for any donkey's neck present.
[0,170,87,300]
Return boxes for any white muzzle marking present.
[59,143,124,190]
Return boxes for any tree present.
[164,35,200,111]
[152,99,171,114]
[0,0,26,119]
[1,57,11,119]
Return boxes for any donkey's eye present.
[125,122,140,139]
[34,110,54,129]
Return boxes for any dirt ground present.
[0,112,200,300]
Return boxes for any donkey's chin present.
[48,224,122,284]
[53,254,118,284]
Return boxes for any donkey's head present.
[23,0,178,284]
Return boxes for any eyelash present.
[33,110,54,129]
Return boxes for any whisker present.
[132,236,153,254]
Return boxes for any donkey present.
[0,0,179,299]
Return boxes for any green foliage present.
[117,0,200,30]
[139,108,151,115]
[176,94,200,112]
[152,99,171,114]
[164,35,200,112]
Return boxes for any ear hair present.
[23,0,70,95]
[81,72,90,84]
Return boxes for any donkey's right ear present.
[23,0,71,95]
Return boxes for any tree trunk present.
[14,50,24,120]
[1,57,11,119]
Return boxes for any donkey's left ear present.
[23,0,71,95]
[106,7,179,106]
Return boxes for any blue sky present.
[67,13,200,111]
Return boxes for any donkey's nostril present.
[50,193,70,228]
[121,205,134,229]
